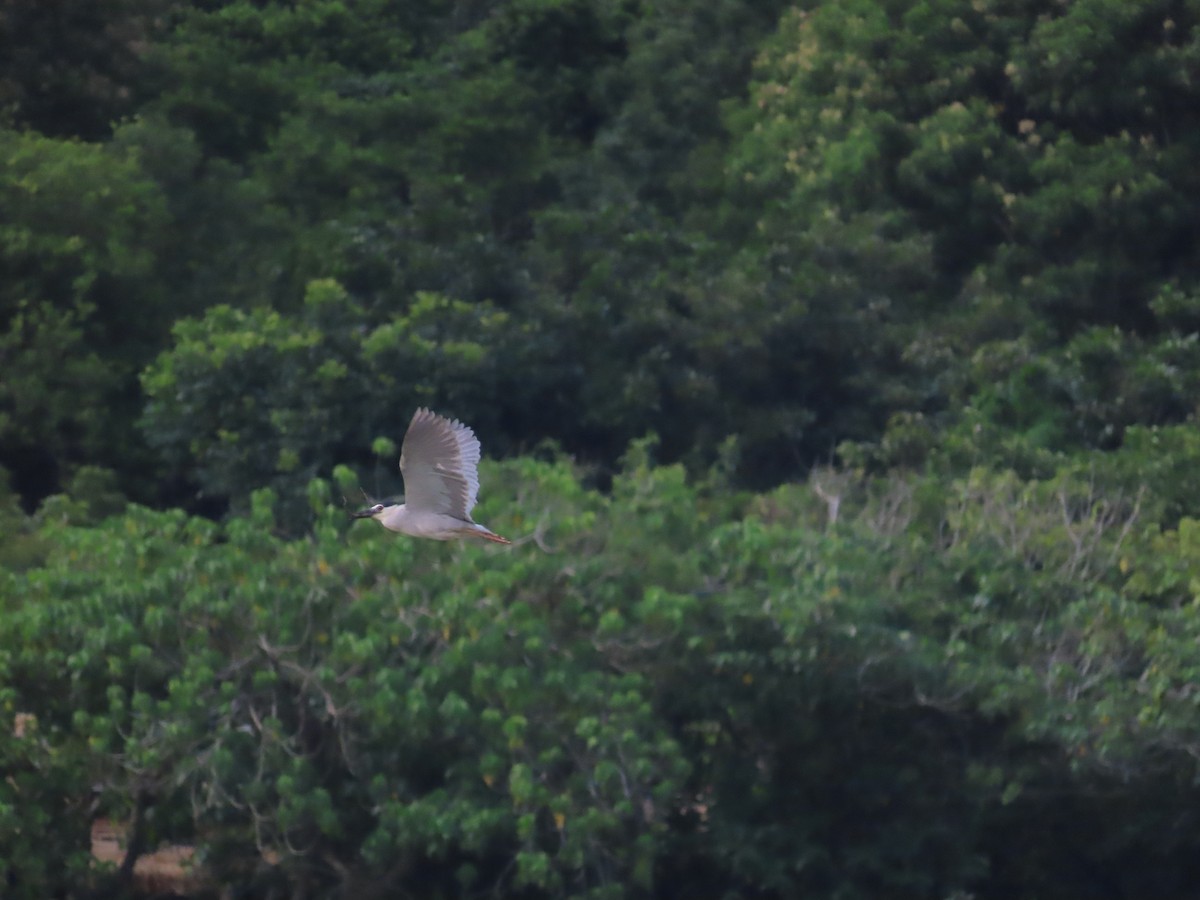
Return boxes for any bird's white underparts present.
[352,408,511,544]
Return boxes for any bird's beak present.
[351,507,376,519]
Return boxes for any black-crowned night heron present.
[352,408,511,544]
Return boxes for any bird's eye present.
[373,504,384,513]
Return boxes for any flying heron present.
[352,408,511,544]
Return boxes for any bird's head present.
[351,502,387,521]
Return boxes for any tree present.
[140,279,515,519]
[0,0,162,139]
[719,0,1200,470]
[0,128,168,503]
[8,448,1200,896]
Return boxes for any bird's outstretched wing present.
[399,408,482,520]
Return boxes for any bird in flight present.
[352,408,511,544]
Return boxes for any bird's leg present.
[472,528,512,545]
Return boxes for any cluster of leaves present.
[0,0,790,507]
[5,0,1200,508]
[6,2,1200,895]
[139,278,515,518]
[5,445,1200,897]
[729,0,1200,466]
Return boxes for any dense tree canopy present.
[5,0,1197,505]
[4,0,1200,897]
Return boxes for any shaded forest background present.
[5,0,1200,897]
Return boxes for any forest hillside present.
[4,1,1200,897]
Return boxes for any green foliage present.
[0,127,169,500]
[7,454,1200,896]
[8,4,1200,894]
[140,279,515,518]
[7,0,1200,507]
[0,129,166,340]
[0,467,47,570]
[0,0,159,139]
[127,0,809,496]
[722,0,1200,469]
